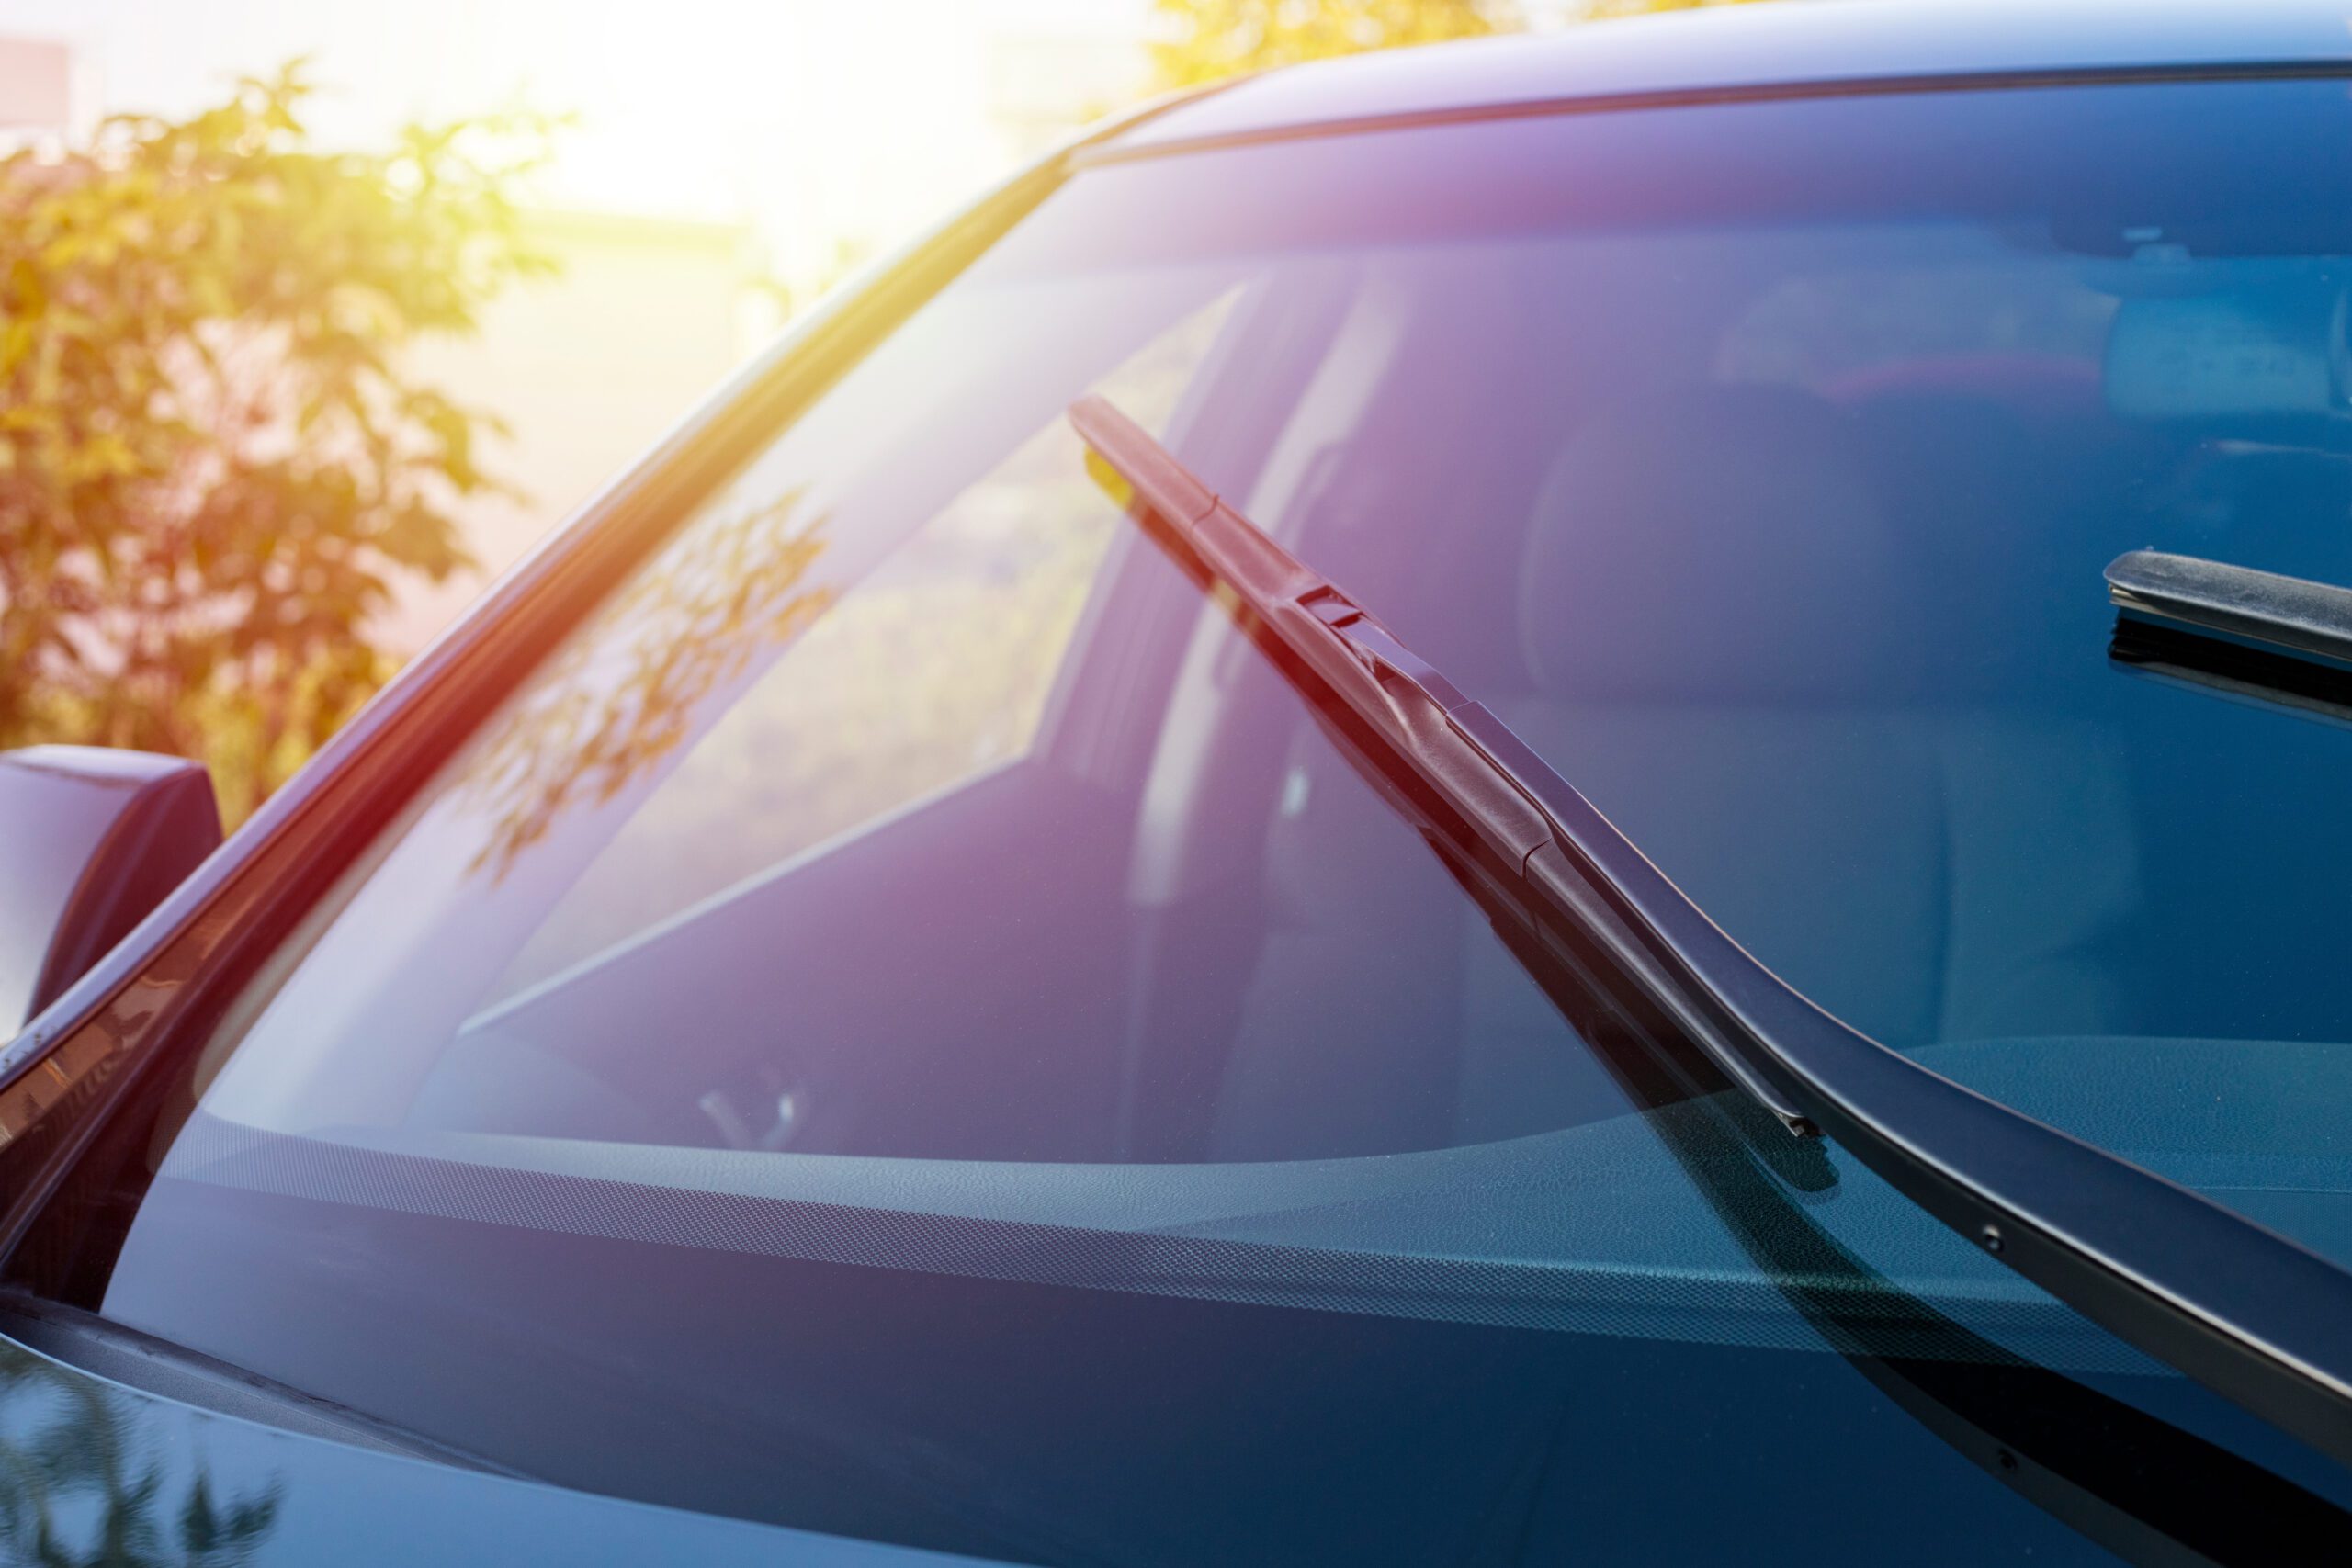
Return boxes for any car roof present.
[1107,0,2352,155]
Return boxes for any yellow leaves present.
[3,257,45,320]
[0,321,37,382]
[1148,0,1790,87]
[1581,0,1780,17]
[1151,0,1521,87]
[48,432,141,486]
[182,639,387,829]
[449,491,836,882]
[0,57,553,822]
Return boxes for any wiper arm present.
[2108,549,2352,670]
[1073,394,2352,1471]
[2108,550,2352,724]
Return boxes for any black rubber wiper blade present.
[1073,393,2352,1472]
[2107,550,2352,726]
[2108,549,2352,671]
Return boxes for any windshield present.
[62,77,2352,1561]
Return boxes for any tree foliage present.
[1151,0,1524,87]
[1578,0,1781,17]
[1148,0,1807,88]
[0,63,552,823]
[0,1343,283,1566]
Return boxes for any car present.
[4,1,2352,1561]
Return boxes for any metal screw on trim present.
[1981,1224,2005,1254]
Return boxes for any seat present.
[1488,384,2140,1049]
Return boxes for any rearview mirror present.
[0,746,221,1032]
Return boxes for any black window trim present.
[1070,60,2352,171]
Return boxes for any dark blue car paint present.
[6,6,2352,1564]
[0,1332,979,1565]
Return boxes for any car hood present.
[0,1330,981,1566]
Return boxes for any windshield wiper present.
[1073,394,2352,1471]
[2108,549,2352,671]
[2108,550,2352,724]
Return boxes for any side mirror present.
[0,746,222,1032]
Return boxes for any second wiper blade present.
[2108,548,2352,672]
[2107,549,2352,726]
[1072,394,2352,1472]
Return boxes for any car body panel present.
[1111,0,2352,153]
[0,1327,982,1566]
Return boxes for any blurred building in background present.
[0,32,81,145]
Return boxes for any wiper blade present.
[1073,394,2352,1471]
[2107,550,2352,725]
[2108,549,2352,672]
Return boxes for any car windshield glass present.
[69,77,2352,1560]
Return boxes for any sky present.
[0,0,1165,280]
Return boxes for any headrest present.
[1518,384,1909,703]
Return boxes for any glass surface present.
[90,80,2352,1561]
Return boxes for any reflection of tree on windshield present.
[0,1346,281,1567]
[452,489,834,881]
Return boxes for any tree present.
[0,64,553,824]
[0,1344,283,1566]
[1578,0,1782,16]
[1151,0,1524,88]
[454,487,834,882]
